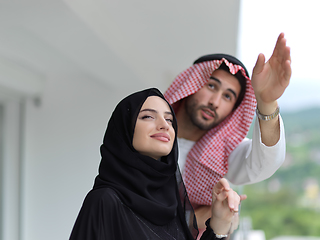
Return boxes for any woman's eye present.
[166,118,173,124]
[141,115,153,120]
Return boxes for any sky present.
[238,0,320,112]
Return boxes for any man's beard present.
[184,97,219,131]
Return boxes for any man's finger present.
[252,53,265,75]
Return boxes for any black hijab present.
[93,88,196,234]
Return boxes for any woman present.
[69,88,243,240]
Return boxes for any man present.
[164,33,291,228]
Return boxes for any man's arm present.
[251,32,291,146]
[225,115,286,185]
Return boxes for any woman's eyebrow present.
[140,108,157,113]
[140,108,173,116]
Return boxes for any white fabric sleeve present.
[224,115,286,185]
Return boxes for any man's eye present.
[224,94,232,100]
[207,83,217,90]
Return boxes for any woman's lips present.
[150,133,170,142]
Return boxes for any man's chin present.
[195,121,217,131]
[189,113,218,131]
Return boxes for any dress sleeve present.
[69,188,127,240]
[199,219,227,240]
[224,115,286,185]
[70,188,187,240]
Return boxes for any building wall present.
[22,73,116,239]
[0,1,241,240]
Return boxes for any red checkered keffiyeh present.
[164,58,256,206]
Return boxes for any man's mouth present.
[201,108,215,120]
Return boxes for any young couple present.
[70,33,291,239]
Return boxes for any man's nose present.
[208,93,222,109]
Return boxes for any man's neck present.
[175,104,207,142]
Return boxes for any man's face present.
[184,69,241,131]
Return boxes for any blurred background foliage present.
[241,107,320,240]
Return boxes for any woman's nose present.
[157,118,170,130]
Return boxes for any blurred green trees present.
[241,107,320,240]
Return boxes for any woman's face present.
[133,96,175,160]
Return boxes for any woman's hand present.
[209,178,247,235]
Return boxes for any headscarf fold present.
[164,54,256,206]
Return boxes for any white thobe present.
[177,116,286,185]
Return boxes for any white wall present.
[0,92,23,240]
[0,71,138,240]
[22,73,129,240]
[0,1,242,240]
